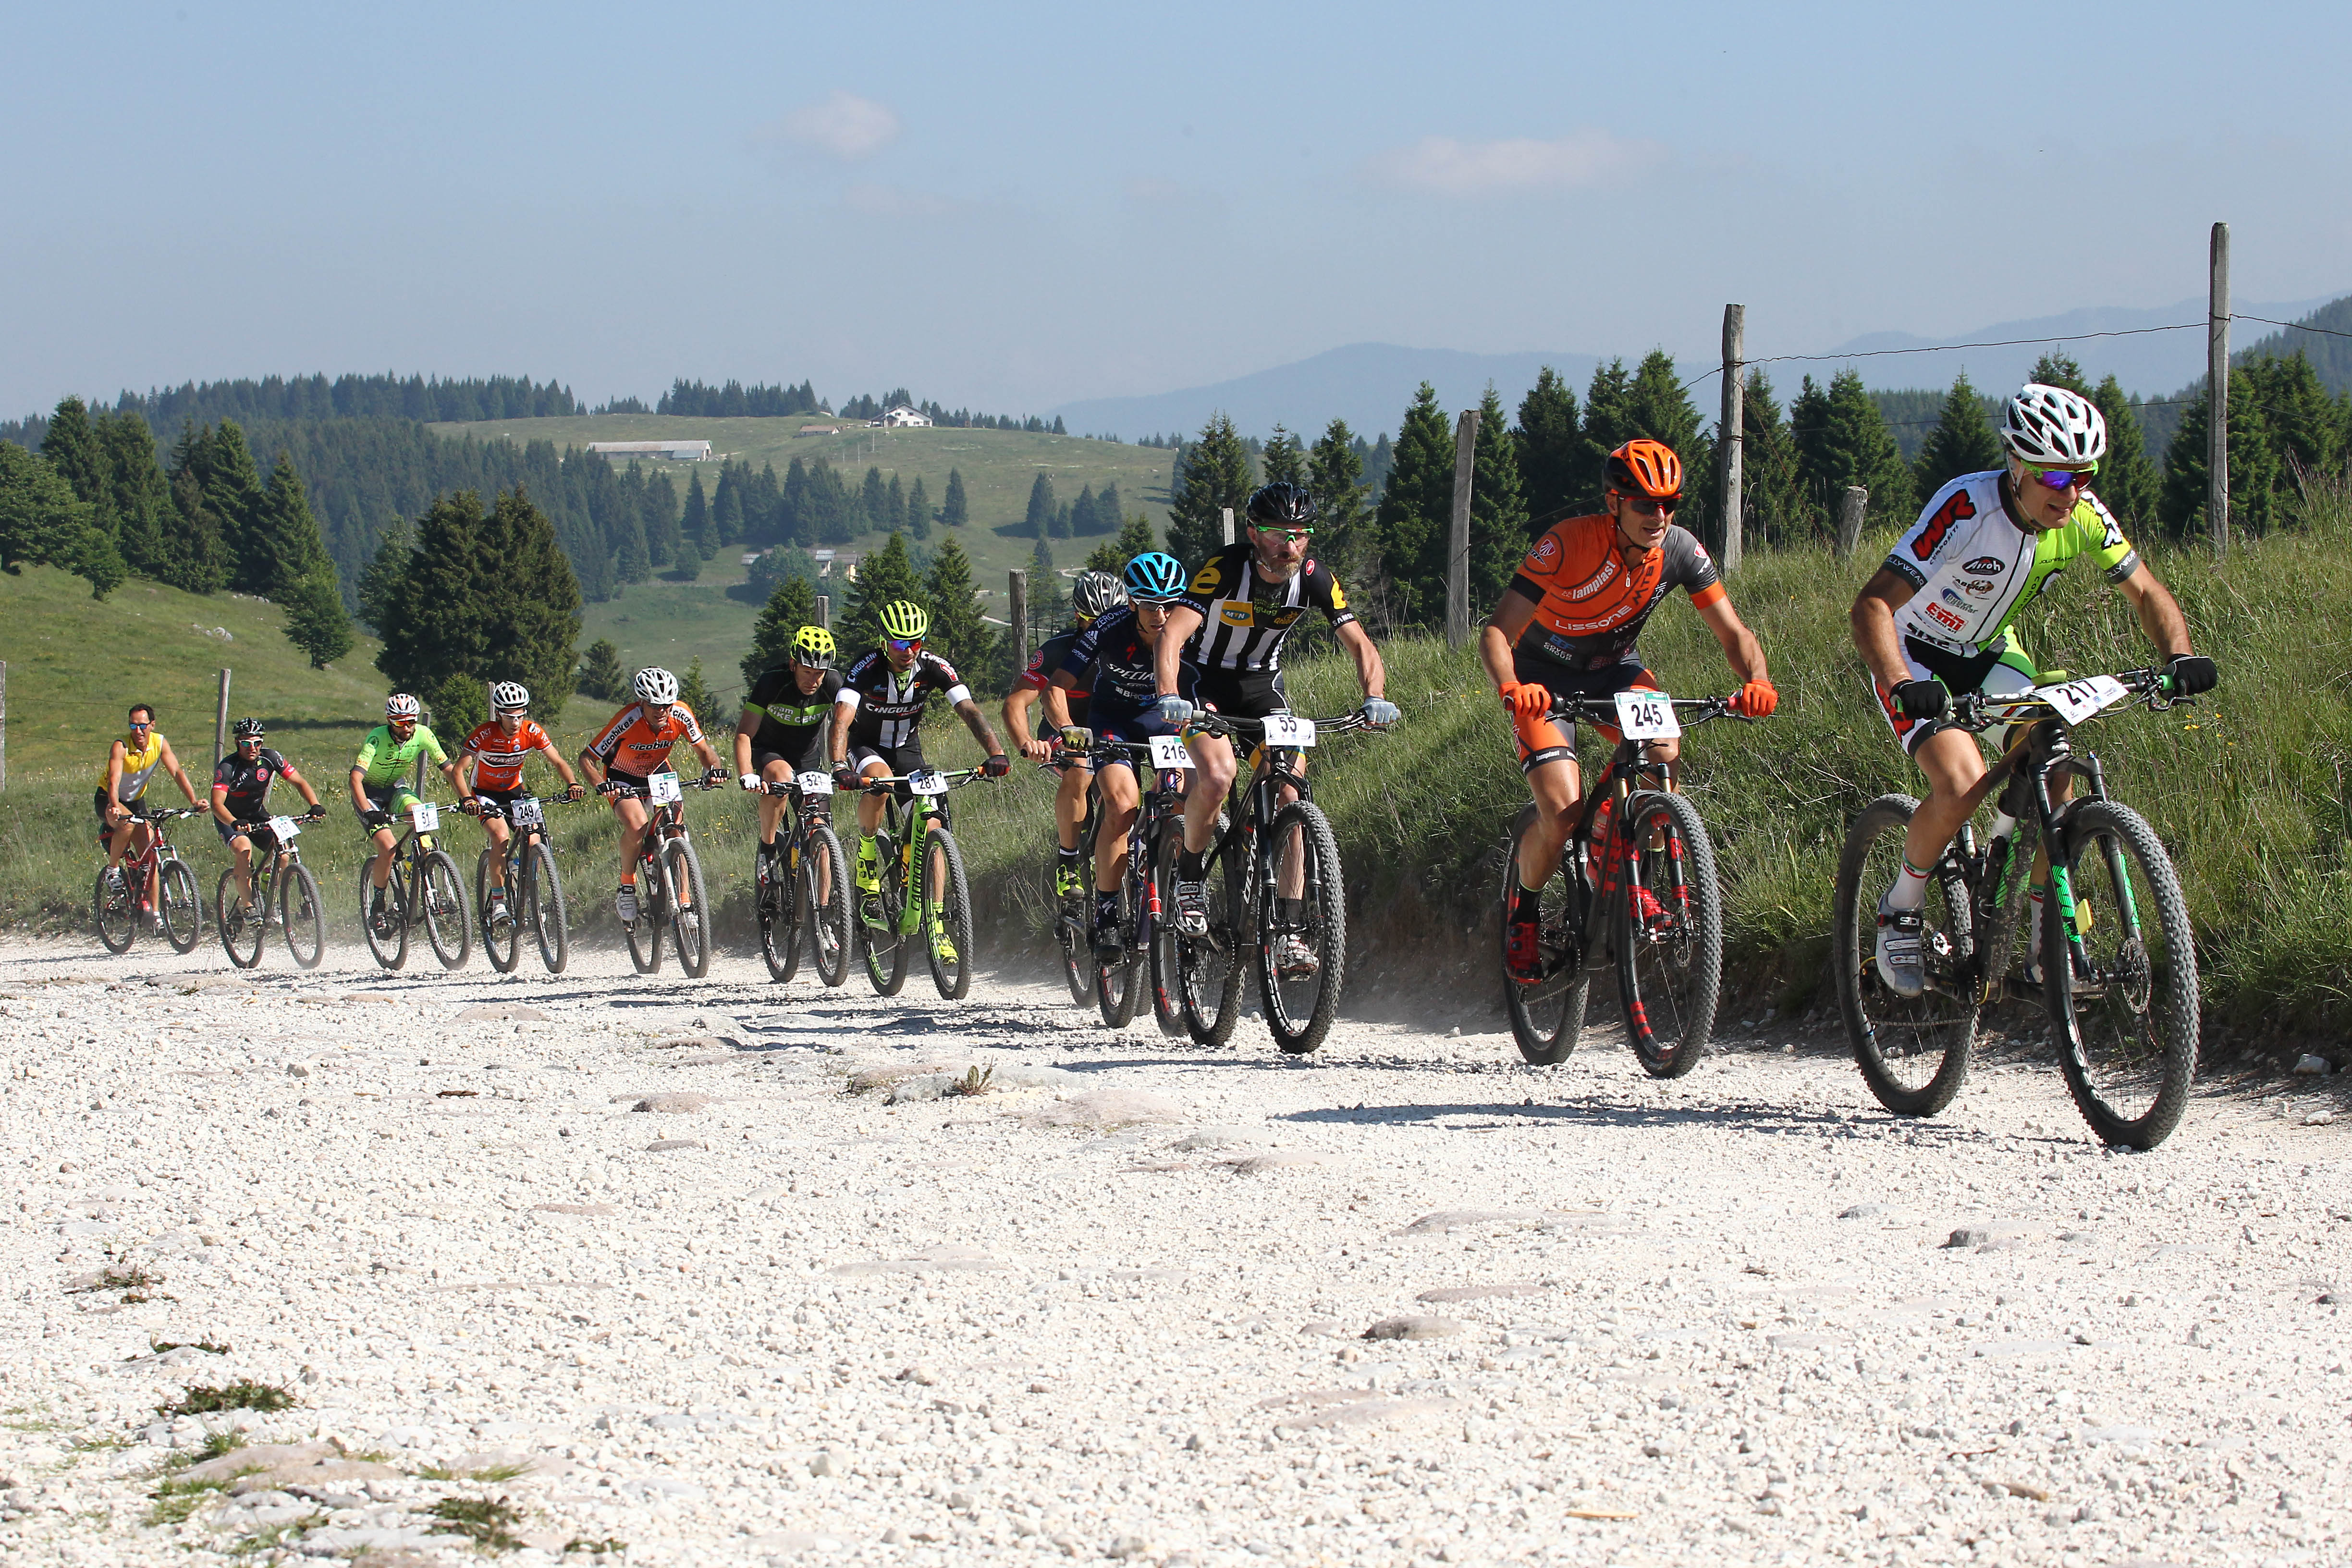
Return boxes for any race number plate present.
[1262,714,1317,748]
[511,797,544,829]
[267,815,301,840]
[2035,674,2129,726]
[797,771,833,796]
[1148,734,1191,771]
[408,800,441,832]
[1613,690,1680,740]
[907,770,951,797]
[647,771,683,804]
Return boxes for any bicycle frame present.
[1189,711,1369,912]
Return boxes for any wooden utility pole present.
[0,661,8,793]
[1446,407,1480,649]
[1718,304,1745,571]
[2208,221,2231,559]
[1220,507,1235,546]
[1008,570,1029,678]
[213,668,232,770]
[1834,487,1869,560]
[814,593,831,630]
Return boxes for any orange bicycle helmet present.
[1605,439,1683,500]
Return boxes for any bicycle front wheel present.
[807,826,851,987]
[1256,801,1347,1055]
[1095,868,1142,1029]
[759,841,799,983]
[525,843,569,974]
[94,870,135,954]
[478,851,520,974]
[1052,857,1091,1005]
[1834,794,1976,1117]
[1501,804,1591,1066]
[2047,800,2199,1150]
[1147,822,1188,1038]
[923,827,975,1000]
[159,858,203,953]
[625,854,666,974]
[666,838,710,979]
[360,862,409,970]
[279,861,324,970]
[1615,791,1723,1079]
[420,849,472,970]
[859,833,909,996]
[1177,814,1245,1048]
[217,868,263,969]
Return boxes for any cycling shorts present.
[1190,666,1283,722]
[93,789,152,828]
[361,781,423,821]
[1507,656,1658,774]
[849,738,926,778]
[1085,701,1183,775]
[752,729,828,775]
[472,784,535,824]
[215,817,284,853]
[1872,633,2042,756]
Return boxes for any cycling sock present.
[1095,891,1119,921]
[1510,879,1543,922]
[620,871,637,885]
[1178,850,1205,882]
[1057,845,1081,863]
[1887,853,1934,913]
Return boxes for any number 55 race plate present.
[1613,690,1680,740]
[1262,714,1317,748]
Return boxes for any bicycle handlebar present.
[1946,666,2177,732]
[851,767,984,796]
[1541,693,1756,726]
[599,776,725,800]
[1182,710,1382,742]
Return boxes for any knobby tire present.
[279,861,324,970]
[1616,791,1723,1079]
[1834,793,1975,1117]
[1501,803,1592,1066]
[1257,801,1347,1055]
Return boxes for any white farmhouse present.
[874,405,933,429]
[586,440,714,462]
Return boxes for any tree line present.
[649,377,1067,433]
[0,373,577,450]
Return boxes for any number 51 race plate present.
[1613,690,1680,740]
[646,772,683,804]
[408,800,441,832]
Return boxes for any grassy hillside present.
[580,555,765,709]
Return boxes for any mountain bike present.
[215,811,327,970]
[359,798,472,972]
[604,771,718,979]
[1058,730,1192,1031]
[1832,666,2200,1149]
[1047,744,1101,1007]
[465,793,581,975]
[851,767,980,1000]
[94,807,205,955]
[1500,692,1745,1076]
[755,771,852,986]
[1168,710,1374,1054]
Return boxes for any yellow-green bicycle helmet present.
[879,600,929,641]
[790,625,837,668]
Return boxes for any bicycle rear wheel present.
[478,851,521,974]
[159,858,203,953]
[420,849,472,970]
[1834,794,1976,1117]
[759,840,800,983]
[1095,871,1142,1029]
[1615,791,1723,1079]
[279,861,324,969]
[94,869,135,954]
[1147,822,1188,1038]
[1052,858,1091,1005]
[625,853,665,974]
[923,827,974,1001]
[360,862,408,970]
[859,833,909,995]
[525,843,569,974]
[1501,804,1592,1066]
[1178,814,1245,1047]
[667,838,711,978]
[1256,801,1347,1055]
[2046,800,2199,1150]
[217,868,263,969]
[807,826,851,987]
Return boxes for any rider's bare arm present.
[1154,606,1204,696]
[1693,594,1768,684]
[1041,674,1077,733]
[280,763,321,812]
[2114,564,2193,657]
[538,742,580,790]
[1481,588,1541,694]
[828,699,858,767]
[733,711,760,776]
[347,766,374,814]
[953,698,1003,757]
[1334,620,1386,700]
[157,737,200,804]
[209,785,236,827]
[1849,567,1921,692]
[577,750,609,785]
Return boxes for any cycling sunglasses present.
[1613,490,1679,517]
[886,636,923,651]
[2021,460,2097,492]
[1255,527,1314,543]
[127,720,152,729]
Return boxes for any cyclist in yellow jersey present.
[95,702,201,925]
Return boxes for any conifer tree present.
[643,470,680,566]
[1793,369,1915,539]
[742,574,820,690]
[259,458,354,665]
[676,657,721,728]
[1261,425,1307,488]
[613,511,651,583]
[1025,472,1058,539]
[1513,368,1581,531]
[1069,484,1097,538]
[577,637,626,700]
[355,519,411,633]
[1575,360,1639,506]
[906,475,932,539]
[841,529,925,653]
[201,421,272,593]
[90,411,172,583]
[942,468,969,528]
[2026,351,2090,394]
[1026,532,1065,646]
[863,466,890,537]
[2087,376,2161,531]
[1913,371,2003,500]
[281,570,355,667]
[1098,480,1123,524]
[1305,418,1373,590]
[482,485,585,719]
[678,471,710,574]
[0,441,126,597]
[376,487,583,722]
[39,397,110,525]
[1469,386,1528,609]
[1165,413,1252,565]
[1625,351,1704,458]
[163,454,230,594]
[922,533,995,684]
[1738,370,1810,547]
[885,472,907,535]
[2160,368,2284,537]
[2246,352,2342,478]
[713,466,745,545]
[377,491,492,699]
[1373,385,1455,626]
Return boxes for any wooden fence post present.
[1446,408,1480,648]
[1834,487,1869,560]
[1718,304,1745,571]
[213,668,232,771]
[0,660,7,793]
[2208,220,2230,559]
[1008,570,1029,678]
[1221,507,1235,546]
[814,593,831,630]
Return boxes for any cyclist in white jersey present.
[1849,383,2215,997]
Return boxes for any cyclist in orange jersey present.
[578,666,724,924]
[456,681,586,923]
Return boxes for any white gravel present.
[0,935,2345,1568]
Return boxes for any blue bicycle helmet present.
[1123,551,1188,603]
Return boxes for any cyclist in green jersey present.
[350,692,465,932]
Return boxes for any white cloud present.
[1364,131,1664,195]
[761,91,901,162]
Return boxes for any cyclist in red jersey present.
[1482,439,1776,983]
[578,666,724,923]
[456,681,586,923]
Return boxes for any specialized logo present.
[1962,556,2006,575]
[1565,558,1621,601]
[1911,487,1978,561]
[1528,533,1562,569]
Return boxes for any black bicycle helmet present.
[1245,482,1317,528]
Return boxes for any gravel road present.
[0,934,2344,1568]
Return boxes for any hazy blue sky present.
[8,0,2347,417]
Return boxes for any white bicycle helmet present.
[1999,384,2107,466]
[633,666,680,706]
[489,681,530,711]
[385,692,422,720]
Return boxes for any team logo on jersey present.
[1327,580,1348,610]
[1189,563,1223,593]
[1566,559,1620,600]
[1529,533,1562,570]
[1691,541,1712,563]
[1941,588,1971,610]
[1911,487,1978,560]
[1924,601,1967,632]
[1220,604,1253,627]
[1958,578,1996,597]
[1962,556,2005,575]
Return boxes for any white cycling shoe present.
[1874,891,1926,999]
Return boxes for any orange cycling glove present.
[1734,679,1778,718]
[1499,681,1553,721]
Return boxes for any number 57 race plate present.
[1613,690,1680,740]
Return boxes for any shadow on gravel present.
[1277,1098,1997,1141]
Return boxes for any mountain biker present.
[1003,570,1127,903]
[831,600,1011,942]
[579,667,726,924]
[1850,382,2212,997]
[455,682,585,925]
[96,702,201,927]
[737,624,846,925]
[1485,438,1776,983]
[212,719,326,920]
[1151,482,1399,974]
[1049,554,1191,956]
[351,693,465,936]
